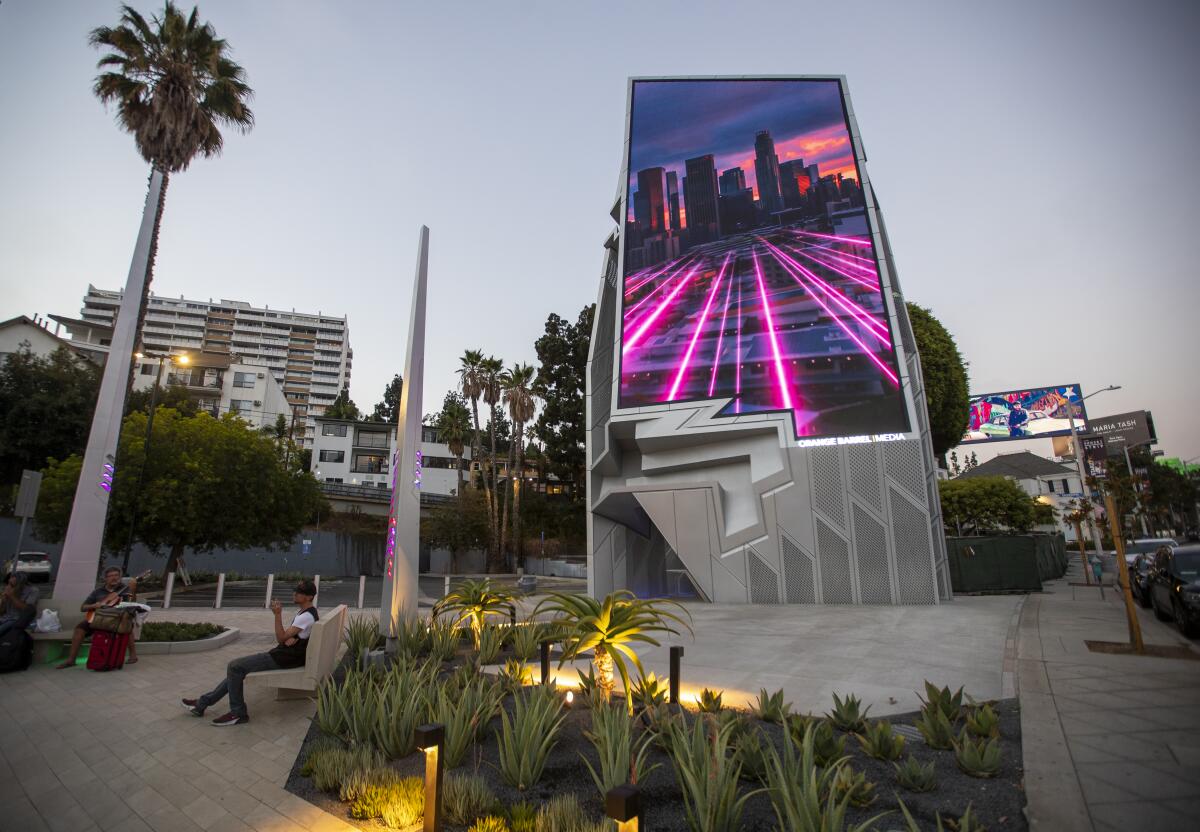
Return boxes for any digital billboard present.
[617,78,909,440]
[1087,410,1157,452]
[961,384,1087,445]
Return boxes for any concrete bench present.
[245,604,347,700]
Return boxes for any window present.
[230,399,253,413]
[324,477,343,484]
[319,450,344,463]
[234,371,256,388]
[322,423,348,437]
[1062,478,1070,494]
[1047,480,1055,493]
[356,432,389,448]
[353,453,388,474]
[140,364,155,376]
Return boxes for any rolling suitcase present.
[0,629,32,673]
[87,630,130,671]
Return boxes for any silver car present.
[3,551,52,582]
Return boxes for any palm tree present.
[502,363,537,567]
[480,356,505,571]
[432,578,516,651]
[434,404,470,500]
[458,350,489,499]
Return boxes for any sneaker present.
[210,712,249,727]
[181,698,204,717]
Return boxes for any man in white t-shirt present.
[181,579,319,726]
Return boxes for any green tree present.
[938,476,1048,535]
[324,390,360,421]
[36,408,327,580]
[533,305,593,497]
[0,347,101,485]
[480,355,506,571]
[421,490,490,574]
[501,363,537,565]
[432,391,470,499]
[906,303,969,464]
[125,380,199,418]
[369,374,403,423]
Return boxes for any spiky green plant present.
[915,708,956,750]
[344,673,381,747]
[953,729,1001,778]
[965,703,1000,739]
[831,764,877,808]
[753,687,792,724]
[855,719,905,761]
[533,590,692,712]
[893,755,937,792]
[664,713,758,832]
[315,679,348,740]
[373,680,429,759]
[496,687,567,790]
[812,719,848,767]
[575,664,601,707]
[787,713,817,744]
[344,615,381,663]
[827,692,870,732]
[732,721,771,784]
[309,745,382,793]
[300,736,344,776]
[631,671,669,711]
[428,617,461,662]
[508,801,536,832]
[896,799,986,832]
[643,701,683,751]
[497,657,533,693]
[449,656,483,691]
[431,682,477,769]
[433,578,516,650]
[478,621,504,664]
[444,772,498,826]
[534,794,608,832]
[340,767,422,821]
[378,776,426,828]
[919,681,965,723]
[468,817,510,832]
[580,702,659,797]
[389,609,431,658]
[506,621,541,661]
[697,687,724,713]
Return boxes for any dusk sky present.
[2,0,1198,465]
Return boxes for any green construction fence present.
[945,533,1068,593]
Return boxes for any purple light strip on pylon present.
[791,229,873,247]
[753,252,794,412]
[762,246,899,386]
[624,255,697,321]
[707,259,737,397]
[763,239,890,344]
[623,261,703,355]
[735,282,742,413]
[786,244,878,290]
[668,253,731,401]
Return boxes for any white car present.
[3,551,52,582]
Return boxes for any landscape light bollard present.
[358,575,366,609]
[264,573,275,608]
[606,784,641,832]
[215,573,225,609]
[415,723,445,832]
[540,640,551,685]
[509,605,517,627]
[163,572,175,609]
[443,574,450,597]
[669,645,684,704]
[314,574,320,605]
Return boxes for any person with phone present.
[181,579,318,726]
[55,566,140,668]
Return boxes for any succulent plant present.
[753,687,791,724]
[811,719,848,767]
[965,703,1000,739]
[497,657,533,693]
[580,702,659,797]
[827,692,870,732]
[663,713,756,832]
[893,754,937,792]
[468,817,511,832]
[831,763,878,808]
[919,681,965,723]
[506,621,542,661]
[496,687,567,790]
[855,719,905,761]
[444,773,498,826]
[477,622,505,664]
[944,803,987,832]
[915,707,956,750]
[697,687,725,713]
[631,671,669,711]
[786,712,817,745]
[731,721,771,783]
[954,729,1001,778]
[508,801,537,832]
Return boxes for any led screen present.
[618,78,908,440]
[960,384,1087,445]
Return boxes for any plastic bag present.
[34,609,61,633]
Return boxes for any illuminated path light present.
[622,261,703,355]
[624,255,699,321]
[761,238,890,345]
[668,253,732,400]
[753,252,795,412]
[707,259,737,397]
[760,243,899,387]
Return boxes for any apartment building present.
[131,352,291,432]
[78,286,351,445]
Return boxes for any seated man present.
[56,566,140,668]
[0,571,39,637]
[182,579,318,726]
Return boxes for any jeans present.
[196,652,280,717]
[0,608,35,638]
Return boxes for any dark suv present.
[1149,544,1200,638]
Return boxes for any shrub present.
[379,776,425,828]
[508,801,536,832]
[344,615,380,661]
[966,703,1000,739]
[506,621,542,661]
[428,618,460,661]
[496,687,567,790]
[664,713,755,832]
[787,713,816,744]
[811,720,847,767]
[478,622,504,664]
[643,701,683,751]
[317,669,381,746]
[631,671,669,711]
[919,681,964,723]
[893,755,937,792]
[339,767,420,820]
[497,658,533,693]
[138,621,224,642]
[855,719,905,761]
[697,687,724,713]
[827,692,870,733]
[753,688,791,724]
[831,764,877,808]
[954,730,1001,778]
[731,721,771,784]
[444,772,498,826]
[468,817,510,832]
[433,678,502,768]
[299,736,344,776]
[581,702,658,797]
[575,664,601,707]
[535,794,608,832]
[915,708,956,751]
[309,745,381,792]
[387,610,431,658]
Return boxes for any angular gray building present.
[587,77,951,605]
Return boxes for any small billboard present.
[1079,435,1109,479]
[960,384,1086,445]
[1087,410,1156,452]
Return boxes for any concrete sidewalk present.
[1018,560,1200,832]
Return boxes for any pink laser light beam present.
[791,229,873,247]
[624,255,697,321]
[786,244,878,290]
[668,253,731,401]
[735,282,742,413]
[707,258,737,397]
[622,262,703,355]
[764,239,890,343]
[753,252,794,412]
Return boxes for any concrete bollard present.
[358,575,366,608]
[215,573,226,609]
[163,572,175,609]
[264,574,275,608]
[314,574,320,604]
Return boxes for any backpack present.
[0,629,32,673]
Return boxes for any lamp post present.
[1067,384,1120,555]
[121,351,188,572]
[415,723,444,832]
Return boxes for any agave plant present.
[630,671,669,712]
[954,729,1001,778]
[811,719,848,767]
[732,721,771,784]
[753,688,792,724]
[915,707,956,750]
[966,703,1000,739]
[896,799,984,832]
[664,714,757,832]
[831,764,877,808]
[497,657,533,693]
[893,755,937,792]
[433,578,516,650]
[495,687,567,790]
[344,615,381,662]
[477,622,505,664]
[506,620,542,661]
[428,617,461,662]
[827,692,870,732]
[697,687,724,713]
[919,681,965,723]
[468,817,510,832]
[580,702,659,797]
[533,590,692,713]
[855,719,905,761]
[508,801,536,832]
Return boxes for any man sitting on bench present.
[182,579,319,726]
[56,567,139,668]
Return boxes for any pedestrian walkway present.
[1018,559,1200,832]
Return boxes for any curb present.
[136,626,241,655]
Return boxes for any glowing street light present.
[606,785,642,832]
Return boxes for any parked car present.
[2,551,52,582]
[1130,554,1155,608]
[1148,544,1200,638]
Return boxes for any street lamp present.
[1066,384,1120,554]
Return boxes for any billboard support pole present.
[1103,491,1144,653]
[1067,410,1104,554]
[1122,445,1150,537]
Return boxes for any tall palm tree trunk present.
[455,452,464,502]
[500,439,514,564]
[471,396,494,549]
[487,405,502,571]
[513,423,525,568]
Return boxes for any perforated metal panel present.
[847,444,882,511]
[853,505,892,604]
[811,446,845,525]
[780,533,816,604]
[747,548,780,604]
[817,519,853,603]
[883,440,927,507]
[890,487,937,604]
